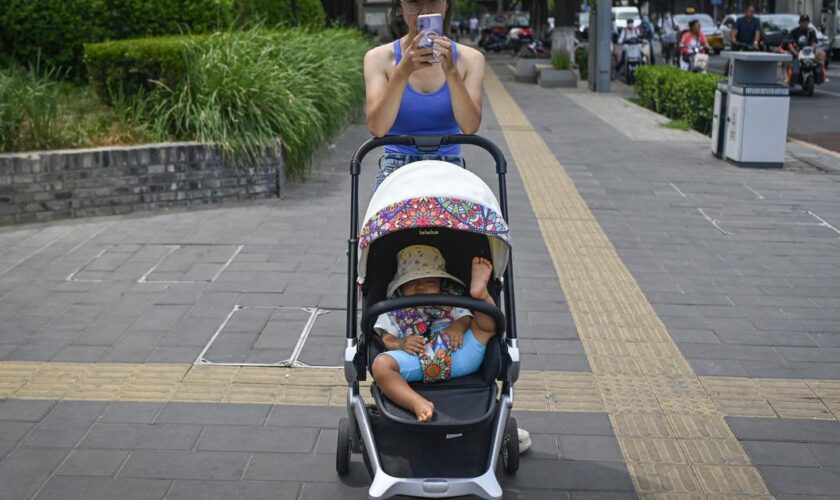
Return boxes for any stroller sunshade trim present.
[359,196,511,249]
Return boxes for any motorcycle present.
[518,38,551,58]
[479,25,509,53]
[619,37,648,84]
[679,45,709,73]
[787,40,824,97]
[507,27,534,56]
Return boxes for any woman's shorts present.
[374,153,466,191]
[378,329,486,383]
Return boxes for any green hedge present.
[232,0,325,29]
[0,0,231,77]
[634,65,722,135]
[84,36,207,102]
[575,48,588,80]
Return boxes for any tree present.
[552,0,576,59]
[529,0,549,40]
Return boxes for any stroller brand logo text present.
[418,230,439,235]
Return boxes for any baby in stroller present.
[371,244,497,422]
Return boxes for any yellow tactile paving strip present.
[482,67,779,497]
[1,362,838,420]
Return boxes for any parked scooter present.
[479,25,509,52]
[789,44,824,96]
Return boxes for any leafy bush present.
[232,0,325,28]
[142,28,370,175]
[0,0,231,77]
[635,65,722,135]
[84,36,208,103]
[575,48,588,80]
[552,49,571,70]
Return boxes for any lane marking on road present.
[484,66,773,497]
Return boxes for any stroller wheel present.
[336,418,352,475]
[501,417,520,474]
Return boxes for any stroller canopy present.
[358,160,511,283]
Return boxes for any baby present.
[371,245,497,422]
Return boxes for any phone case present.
[418,14,443,49]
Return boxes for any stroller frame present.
[342,135,521,499]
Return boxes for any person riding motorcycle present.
[781,14,828,85]
[658,11,678,64]
[679,20,710,70]
[616,18,642,73]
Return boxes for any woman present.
[679,19,710,68]
[363,0,485,189]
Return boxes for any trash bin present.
[720,52,791,168]
[711,81,728,159]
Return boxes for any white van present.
[612,6,641,33]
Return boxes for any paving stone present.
[51,345,109,362]
[196,425,318,453]
[759,466,840,496]
[558,435,624,462]
[298,481,370,500]
[155,402,270,425]
[742,441,821,466]
[98,402,163,424]
[512,411,613,436]
[0,448,68,499]
[689,359,748,377]
[34,477,171,500]
[119,450,249,480]
[166,480,302,500]
[266,405,345,429]
[0,399,56,421]
[20,422,92,449]
[680,343,784,362]
[504,458,633,491]
[739,360,840,379]
[56,449,131,476]
[521,354,591,371]
[80,423,202,450]
[727,417,840,443]
[805,443,840,467]
[244,452,338,482]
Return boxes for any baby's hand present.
[447,328,464,350]
[401,336,425,355]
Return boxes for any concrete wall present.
[0,142,284,226]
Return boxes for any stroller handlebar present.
[360,295,507,337]
[350,134,507,175]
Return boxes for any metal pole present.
[595,0,612,92]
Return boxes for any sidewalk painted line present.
[669,182,689,199]
[136,245,180,283]
[1,362,838,419]
[742,183,765,200]
[807,210,840,237]
[0,228,72,276]
[65,247,112,282]
[484,66,773,496]
[697,208,732,236]
[50,223,112,264]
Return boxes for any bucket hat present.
[386,245,464,298]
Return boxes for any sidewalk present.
[0,52,837,499]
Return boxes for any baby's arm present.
[444,316,471,349]
[381,332,425,355]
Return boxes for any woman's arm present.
[365,33,432,137]
[437,39,484,135]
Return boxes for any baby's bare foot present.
[413,399,435,422]
[470,257,493,300]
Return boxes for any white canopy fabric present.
[358,160,511,282]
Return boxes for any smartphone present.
[418,13,443,62]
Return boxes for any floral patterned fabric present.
[359,197,511,250]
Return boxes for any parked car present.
[612,6,641,33]
[674,13,724,54]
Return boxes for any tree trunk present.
[530,0,548,40]
[552,0,577,58]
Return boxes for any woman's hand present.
[397,31,436,78]
[433,35,458,77]
[400,336,426,355]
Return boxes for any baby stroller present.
[338,135,522,499]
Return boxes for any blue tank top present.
[383,39,462,156]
